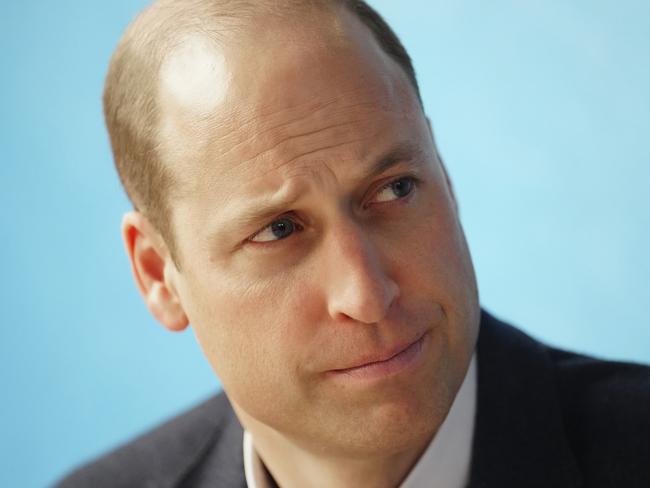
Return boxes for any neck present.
[241,417,432,488]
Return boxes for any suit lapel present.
[174,394,247,488]
[468,311,582,487]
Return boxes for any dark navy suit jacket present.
[55,311,650,487]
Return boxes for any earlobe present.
[121,211,189,332]
[147,280,190,332]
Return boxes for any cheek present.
[391,196,478,336]
[180,267,321,403]
[391,198,461,288]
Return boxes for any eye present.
[372,176,416,203]
[249,217,303,243]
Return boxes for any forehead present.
[156,7,426,236]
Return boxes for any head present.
[109,0,480,462]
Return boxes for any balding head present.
[114,1,480,480]
[104,0,420,264]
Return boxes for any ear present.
[426,116,459,213]
[121,211,189,332]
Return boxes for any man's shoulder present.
[479,311,650,486]
[482,311,650,413]
[547,344,650,483]
[54,391,244,488]
[548,342,650,417]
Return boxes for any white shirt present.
[244,354,477,488]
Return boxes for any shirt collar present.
[244,353,477,488]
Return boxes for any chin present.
[380,379,453,450]
[311,371,454,459]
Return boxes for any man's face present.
[157,11,479,456]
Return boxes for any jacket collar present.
[468,310,582,488]
[172,394,247,488]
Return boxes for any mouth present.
[329,331,428,381]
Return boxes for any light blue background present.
[1,1,648,486]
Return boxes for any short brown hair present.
[103,0,421,264]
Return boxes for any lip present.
[329,331,428,380]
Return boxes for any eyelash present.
[248,175,419,245]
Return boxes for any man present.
[56,1,650,487]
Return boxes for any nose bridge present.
[324,217,399,324]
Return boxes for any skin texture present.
[123,6,480,488]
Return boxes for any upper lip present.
[331,331,427,372]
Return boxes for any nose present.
[324,221,399,324]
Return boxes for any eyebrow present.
[223,141,424,234]
[367,141,424,179]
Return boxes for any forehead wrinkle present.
[170,95,357,198]
[204,41,398,156]
[174,93,411,204]
[211,98,398,191]
[207,95,380,178]
[255,136,370,185]
[230,117,371,185]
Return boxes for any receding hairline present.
[104,0,422,268]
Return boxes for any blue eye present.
[374,176,416,203]
[270,219,295,239]
[250,217,301,243]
